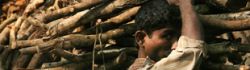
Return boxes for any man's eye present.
[162,31,177,40]
[162,34,172,39]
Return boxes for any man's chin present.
[149,49,172,61]
[149,52,171,61]
[159,50,172,57]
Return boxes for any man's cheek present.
[158,47,172,57]
[158,50,166,57]
[156,39,170,46]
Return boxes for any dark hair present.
[135,0,180,35]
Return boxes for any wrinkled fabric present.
[128,58,147,70]
[129,36,205,70]
[151,36,205,70]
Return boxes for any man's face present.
[143,28,178,61]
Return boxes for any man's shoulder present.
[177,36,205,49]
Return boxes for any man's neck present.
[138,48,147,58]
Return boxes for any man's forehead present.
[156,27,175,32]
[152,28,175,34]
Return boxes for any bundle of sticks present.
[1,0,250,70]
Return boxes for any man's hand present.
[167,0,206,6]
[167,0,179,6]
[167,0,193,6]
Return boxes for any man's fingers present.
[166,0,179,6]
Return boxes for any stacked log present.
[1,0,250,70]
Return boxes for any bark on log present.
[9,26,17,49]
[19,23,137,54]
[26,53,45,69]
[41,60,91,70]
[0,25,11,45]
[201,11,250,20]
[16,38,46,48]
[12,28,38,70]
[13,17,24,30]
[207,0,248,11]
[96,52,135,70]
[83,6,140,34]
[5,50,19,70]
[0,14,17,32]
[0,48,12,68]
[46,0,146,37]
[206,41,250,55]
[12,54,33,70]
[51,47,136,62]
[23,0,44,16]
[22,25,36,40]
[46,18,65,29]
[0,45,5,53]
[200,14,250,35]
[41,59,71,69]
[46,10,89,37]
[26,17,47,30]
[13,23,45,70]
[42,48,136,70]
[51,48,84,62]
[24,27,50,69]
[19,39,250,56]
[10,17,24,49]
[17,20,30,40]
[202,62,250,70]
[35,0,105,23]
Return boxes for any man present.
[128,0,205,70]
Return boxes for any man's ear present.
[135,31,147,48]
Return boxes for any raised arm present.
[179,0,204,40]
[151,1,205,70]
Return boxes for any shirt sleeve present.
[128,58,147,70]
[150,36,205,70]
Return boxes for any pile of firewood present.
[1,0,250,70]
